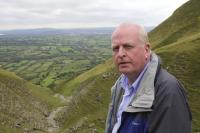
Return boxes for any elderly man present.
[105,23,192,133]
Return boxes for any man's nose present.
[118,47,126,57]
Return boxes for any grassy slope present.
[149,0,200,49]
[0,69,63,132]
[59,0,200,132]
[57,59,118,132]
[59,58,115,96]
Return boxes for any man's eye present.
[112,47,119,52]
[124,45,133,49]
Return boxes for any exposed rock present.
[23,128,31,133]
[89,123,95,128]
[90,128,98,133]
[15,122,21,128]
[43,110,49,117]
[95,94,102,103]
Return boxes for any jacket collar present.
[124,52,159,112]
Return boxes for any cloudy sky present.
[0,0,188,30]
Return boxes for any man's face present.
[111,26,150,78]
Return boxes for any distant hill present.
[58,0,200,132]
[0,69,62,132]
[0,26,154,36]
[0,28,114,36]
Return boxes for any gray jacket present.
[105,53,192,133]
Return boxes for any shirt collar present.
[120,62,149,95]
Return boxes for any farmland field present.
[0,31,112,90]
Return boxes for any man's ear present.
[144,43,150,59]
[145,43,150,52]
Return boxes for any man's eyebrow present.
[123,43,132,46]
[111,45,118,49]
[122,42,136,46]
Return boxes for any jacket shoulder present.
[155,68,185,97]
[149,68,192,133]
[153,68,191,110]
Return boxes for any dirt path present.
[47,106,65,132]
[46,94,72,133]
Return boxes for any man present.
[105,23,192,133]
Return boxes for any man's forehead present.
[111,30,140,46]
[112,27,139,41]
[112,24,140,36]
[112,38,134,45]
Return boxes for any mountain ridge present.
[0,26,154,36]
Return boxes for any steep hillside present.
[57,59,118,132]
[59,58,115,96]
[0,69,62,132]
[149,0,200,49]
[58,0,200,132]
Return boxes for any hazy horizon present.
[0,0,188,30]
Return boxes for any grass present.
[57,68,119,132]
[149,0,200,49]
[59,58,115,96]
[0,68,64,132]
[41,73,56,87]
[58,46,73,52]
[0,68,63,109]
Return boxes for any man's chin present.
[118,69,129,74]
[118,68,136,75]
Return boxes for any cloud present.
[0,0,189,29]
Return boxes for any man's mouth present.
[118,62,129,65]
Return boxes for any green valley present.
[0,33,112,90]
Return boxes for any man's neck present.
[126,73,140,85]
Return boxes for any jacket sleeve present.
[105,85,115,133]
[105,75,124,133]
[148,72,192,133]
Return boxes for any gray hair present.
[112,23,150,45]
[138,25,149,44]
